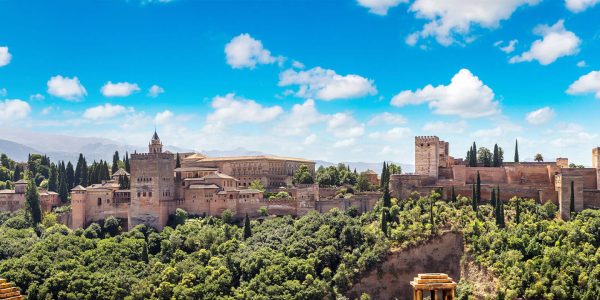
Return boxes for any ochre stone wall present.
[346,232,464,300]
[415,136,439,178]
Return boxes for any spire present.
[152,128,160,142]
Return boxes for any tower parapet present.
[415,136,440,178]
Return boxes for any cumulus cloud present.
[526,107,555,125]
[147,85,165,97]
[154,110,173,125]
[367,112,407,126]
[0,88,6,97]
[577,61,587,68]
[551,123,597,147]
[0,47,11,67]
[357,0,407,15]
[83,103,133,120]
[565,0,600,12]
[495,39,518,53]
[510,20,580,65]
[205,93,283,130]
[391,69,500,118]
[278,99,326,136]
[472,122,522,138]
[101,81,141,97]
[567,70,600,99]
[0,99,31,123]
[334,138,357,148]
[225,33,281,69]
[279,67,377,101]
[407,0,539,46]
[29,93,45,101]
[368,127,412,140]
[423,120,468,133]
[303,134,317,146]
[47,75,87,101]
[326,113,365,138]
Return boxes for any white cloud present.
[83,103,133,120]
[565,0,600,12]
[510,20,580,65]
[367,112,407,126]
[495,39,518,53]
[303,134,317,146]
[326,113,365,138]
[279,67,377,100]
[47,75,87,101]
[567,70,600,99]
[0,47,11,67]
[334,138,356,148]
[225,33,280,69]
[423,120,468,133]
[292,61,305,69]
[0,88,6,97]
[29,93,45,101]
[154,110,173,125]
[101,81,141,97]
[472,122,521,138]
[278,99,326,136]
[379,145,402,156]
[551,123,597,147]
[147,85,165,97]
[368,127,412,140]
[407,0,539,46]
[391,68,500,118]
[357,0,407,15]
[205,93,283,130]
[0,99,31,123]
[41,106,54,115]
[577,61,587,68]
[526,107,555,125]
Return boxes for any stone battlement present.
[415,136,440,143]
[130,153,173,160]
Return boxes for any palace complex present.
[390,136,600,220]
[0,180,60,215]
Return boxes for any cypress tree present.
[124,152,130,173]
[451,186,456,202]
[514,139,519,163]
[81,157,88,186]
[499,200,505,228]
[495,188,501,226]
[491,186,496,208]
[471,142,478,167]
[430,197,434,230]
[103,160,110,180]
[66,161,74,190]
[13,165,21,181]
[74,154,83,186]
[471,184,477,213]
[381,210,388,237]
[382,185,391,208]
[175,153,181,168]
[25,178,42,225]
[58,164,69,203]
[380,162,387,188]
[476,171,481,205]
[141,243,149,263]
[493,144,500,167]
[515,197,521,225]
[570,180,575,218]
[112,151,120,175]
[243,213,252,240]
[48,163,58,192]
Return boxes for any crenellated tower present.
[415,136,440,178]
[128,130,175,230]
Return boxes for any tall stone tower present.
[70,185,87,229]
[593,147,600,191]
[128,131,175,230]
[415,136,439,178]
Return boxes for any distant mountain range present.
[0,128,414,173]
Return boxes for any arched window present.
[97,198,101,206]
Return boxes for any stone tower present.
[593,147,600,191]
[128,131,175,230]
[70,185,87,229]
[415,136,440,178]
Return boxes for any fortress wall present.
[561,168,598,190]
[452,165,466,183]
[464,168,508,184]
[0,194,24,212]
[583,190,600,209]
[438,167,453,180]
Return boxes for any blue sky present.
[1,0,600,165]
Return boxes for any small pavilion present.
[410,273,456,300]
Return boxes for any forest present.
[0,182,599,299]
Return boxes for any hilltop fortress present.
[390,136,600,219]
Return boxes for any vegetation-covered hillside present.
[0,192,599,299]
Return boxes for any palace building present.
[70,131,318,230]
[390,136,600,220]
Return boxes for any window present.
[149,192,152,197]
[97,198,102,206]
[143,192,146,197]
[137,192,141,197]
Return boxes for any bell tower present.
[149,129,163,154]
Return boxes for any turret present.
[415,136,440,178]
[149,130,163,154]
[70,185,87,229]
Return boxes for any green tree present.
[514,139,519,163]
[293,164,314,185]
[429,196,435,230]
[112,151,120,175]
[249,180,266,192]
[243,213,252,240]
[25,178,42,225]
[58,162,68,203]
[477,147,492,167]
[380,210,388,237]
[451,186,456,202]
[493,144,500,167]
[515,197,521,224]
[491,186,496,208]
[356,173,370,192]
[48,163,58,192]
[534,153,543,162]
[175,153,181,168]
[476,171,481,205]
[387,163,401,176]
[103,216,121,237]
[472,184,477,213]
[174,208,188,226]
[66,161,74,190]
[382,185,391,208]
[380,162,387,188]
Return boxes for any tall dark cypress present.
[471,142,478,167]
[380,162,387,188]
[491,186,496,208]
[514,139,519,163]
[103,161,110,180]
[13,165,21,181]
[430,197,434,231]
[451,186,456,202]
[175,153,181,168]
[124,152,130,173]
[243,213,252,240]
[112,151,120,175]
[381,210,388,237]
[476,171,481,205]
[499,200,505,228]
[58,162,68,203]
[74,154,83,186]
[493,144,500,167]
[81,157,88,186]
[48,163,58,192]
[66,161,74,190]
[471,184,477,213]
[382,185,391,208]
[570,180,575,218]
[515,197,521,224]
[25,178,42,225]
